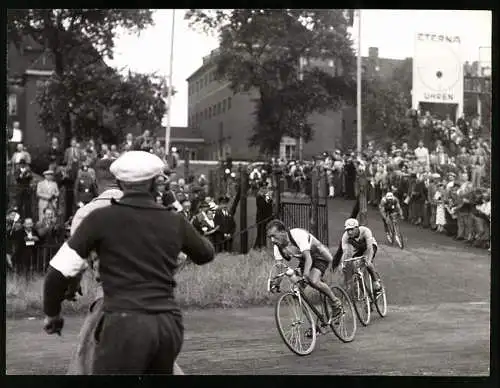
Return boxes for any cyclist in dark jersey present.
[379,191,403,242]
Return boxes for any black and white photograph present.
[5,8,492,376]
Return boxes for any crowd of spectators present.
[248,111,491,251]
[6,130,238,276]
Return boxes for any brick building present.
[7,37,55,150]
[186,46,406,160]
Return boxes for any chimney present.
[368,47,379,59]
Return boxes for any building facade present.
[187,47,406,160]
[7,37,55,149]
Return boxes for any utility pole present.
[356,9,362,154]
[298,56,304,161]
[164,9,176,157]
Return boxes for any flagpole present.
[165,9,176,157]
[356,9,362,154]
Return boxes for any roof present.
[362,56,408,80]
[29,50,56,71]
[186,50,219,82]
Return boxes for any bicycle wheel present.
[385,219,394,245]
[326,286,357,343]
[373,272,388,317]
[275,292,317,356]
[393,220,405,249]
[350,274,371,326]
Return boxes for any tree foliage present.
[7,9,157,146]
[362,59,413,145]
[186,9,356,155]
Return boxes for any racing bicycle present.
[342,256,387,326]
[386,212,405,249]
[267,261,357,356]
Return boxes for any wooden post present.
[310,166,319,238]
[239,165,249,254]
[184,147,190,181]
[273,166,282,218]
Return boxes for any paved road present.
[6,199,491,375]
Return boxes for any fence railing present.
[7,243,63,278]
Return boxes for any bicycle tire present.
[327,286,357,343]
[385,219,394,245]
[373,272,388,317]
[393,220,405,249]
[351,274,371,326]
[275,292,317,356]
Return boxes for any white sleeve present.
[290,229,312,252]
[273,244,284,261]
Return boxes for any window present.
[217,102,221,115]
[189,149,197,161]
[204,108,208,119]
[227,97,232,110]
[8,94,17,116]
[208,106,212,118]
[222,98,227,112]
[204,74,208,86]
[195,81,199,92]
[212,104,217,116]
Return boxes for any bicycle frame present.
[272,265,330,327]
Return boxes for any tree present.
[7,9,154,147]
[35,65,170,144]
[186,9,356,155]
[362,59,413,146]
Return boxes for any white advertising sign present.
[412,33,464,111]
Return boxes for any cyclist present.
[379,191,404,242]
[266,219,343,319]
[339,218,382,293]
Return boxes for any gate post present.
[239,165,249,254]
[310,167,319,238]
[273,165,282,219]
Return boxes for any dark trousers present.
[254,219,267,249]
[16,187,32,219]
[93,311,183,375]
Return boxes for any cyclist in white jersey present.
[340,218,382,292]
[266,219,342,317]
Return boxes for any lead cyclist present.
[266,219,343,319]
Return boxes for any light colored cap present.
[110,151,165,182]
[43,170,54,175]
[344,218,359,230]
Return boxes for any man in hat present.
[214,196,236,253]
[43,151,215,374]
[36,170,59,222]
[15,158,33,219]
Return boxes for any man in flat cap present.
[43,151,215,375]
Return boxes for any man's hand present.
[43,315,64,336]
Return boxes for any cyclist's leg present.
[308,263,342,310]
[364,244,381,290]
[381,215,389,234]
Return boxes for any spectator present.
[434,183,447,233]
[122,133,134,152]
[472,189,490,249]
[254,184,273,249]
[11,217,40,277]
[36,170,59,222]
[74,161,98,209]
[179,198,192,221]
[110,144,120,159]
[454,172,474,242]
[6,206,22,269]
[35,207,64,245]
[414,140,430,168]
[135,129,154,152]
[64,138,83,177]
[470,147,486,188]
[214,196,236,253]
[10,143,31,177]
[15,159,33,219]
[48,137,63,165]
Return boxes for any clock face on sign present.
[416,43,462,92]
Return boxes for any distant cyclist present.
[266,220,343,318]
[379,191,403,242]
[339,218,382,293]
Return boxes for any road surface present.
[6,199,491,375]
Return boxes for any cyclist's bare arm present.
[340,232,351,263]
[302,250,313,277]
[363,228,375,262]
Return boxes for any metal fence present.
[7,244,62,277]
[279,200,329,246]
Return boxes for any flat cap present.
[110,151,165,182]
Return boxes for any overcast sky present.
[106,9,492,128]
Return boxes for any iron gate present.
[279,199,329,246]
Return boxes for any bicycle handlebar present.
[343,256,367,263]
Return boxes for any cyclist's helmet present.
[386,192,395,200]
[344,218,359,230]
